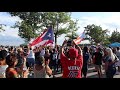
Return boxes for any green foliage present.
[40,12,72,44]
[65,20,79,39]
[8,12,79,45]
[84,24,109,45]
[9,12,43,41]
[109,30,120,43]
[0,24,6,32]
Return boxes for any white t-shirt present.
[116,50,120,60]
[40,49,45,57]
[0,65,8,78]
[27,50,35,59]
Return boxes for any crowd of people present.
[0,40,120,78]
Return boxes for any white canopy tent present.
[79,40,91,44]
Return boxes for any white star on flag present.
[48,33,51,37]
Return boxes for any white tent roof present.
[79,40,90,44]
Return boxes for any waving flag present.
[29,27,54,48]
[74,31,86,45]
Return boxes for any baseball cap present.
[68,48,78,58]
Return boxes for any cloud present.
[57,34,66,45]
[76,14,120,35]
[0,12,21,26]
[1,12,120,46]
[0,26,19,37]
[0,25,24,46]
[53,13,120,45]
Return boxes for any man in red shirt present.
[60,40,83,78]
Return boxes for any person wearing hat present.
[60,40,83,78]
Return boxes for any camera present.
[67,40,72,46]
[23,67,27,71]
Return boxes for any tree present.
[9,12,44,41]
[0,24,6,32]
[65,20,79,40]
[84,24,109,45]
[39,12,74,45]
[109,30,120,43]
[8,12,78,45]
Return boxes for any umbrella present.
[109,42,120,47]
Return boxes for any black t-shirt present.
[35,51,40,60]
[49,50,53,61]
[83,52,90,65]
[93,52,103,65]
[16,54,23,67]
[0,50,7,59]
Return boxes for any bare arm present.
[60,40,67,54]
[45,65,52,75]
[72,41,82,55]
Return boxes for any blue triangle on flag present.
[42,27,54,41]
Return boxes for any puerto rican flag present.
[29,27,54,48]
[74,31,86,45]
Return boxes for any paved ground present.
[28,64,120,78]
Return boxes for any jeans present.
[82,64,88,77]
[106,65,116,78]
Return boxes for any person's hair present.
[17,48,23,52]
[117,47,119,50]
[8,48,11,52]
[112,49,116,54]
[97,47,102,52]
[45,49,49,54]
[83,46,88,53]
[6,53,18,67]
[36,56,45,65]
[10,46,14,51]
[0,50,7,61]
[105,48,115,61]
[30,48,32,50]
[53,49,55,52]
[47,46,50,50]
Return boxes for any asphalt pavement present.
[28,64,120,78]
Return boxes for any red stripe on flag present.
[74,32,85,45]
[30,29,47,46]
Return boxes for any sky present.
[0,12,120,46]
